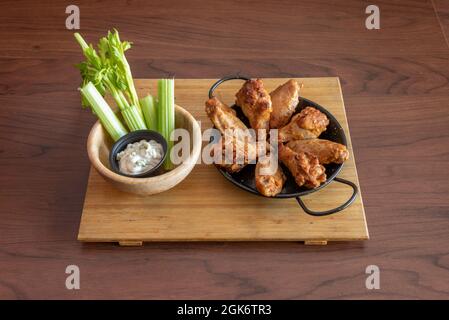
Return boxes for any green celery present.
[74,31,147,132]
[121,104,147,132]
[158,79,175,170]
[80,82,127,141]
[140,95,158,131]
[100,30,142,117]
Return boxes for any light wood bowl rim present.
[86,104,201,186]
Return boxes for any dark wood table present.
[1,0,448,299]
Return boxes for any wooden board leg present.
[304,240,328,245]
[119,241,143,247]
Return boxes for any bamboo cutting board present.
[78,78,369,245]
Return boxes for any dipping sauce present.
[116,139,164,175]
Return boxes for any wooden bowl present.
[87,105,201,195]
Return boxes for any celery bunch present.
[75,30,147,132]
[75,30,176,170]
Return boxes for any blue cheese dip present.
[116,139,164,175]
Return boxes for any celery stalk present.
[167,80,175,169]
[158,79,175,170]
[157,80,166,142]
[80,82,128,141]
[121,105,147,132]
[140,95,157,131]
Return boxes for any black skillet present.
[208,76,358,216]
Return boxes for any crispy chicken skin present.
[287,139,349,164]
[255,158,286,197]
[235,79,272,132]
[278,144,326,189]
[269,79,301,129]
[205,97,248,134]
[211,135,257,173]
[278,106,329,142]
[206,97,259,173]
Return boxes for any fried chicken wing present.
[235,79,272,132]
[269,79,301,129]
[255,145,286,197]
[278,144,326,189]
[278,106,329,142]
[205,97,249,135]
[255,160,286,197]
[211,135,257,173]
[287,139,349,164]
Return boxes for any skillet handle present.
[209,75,251,99]
[296,177,358,216]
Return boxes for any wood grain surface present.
[0,0,449,299]
[79,78,368,243]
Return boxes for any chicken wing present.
[255,157,286,197]
[287,139,349,164]
[235,79,272,132]
[278,106,329,142]
[278,144,326,189]
[211,135,257,173]
[205,97,248,135]
[255,142,287,197]
[269,79,301,129]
